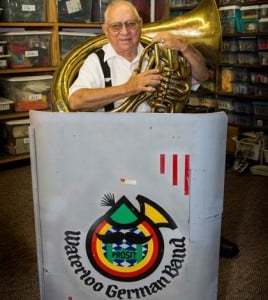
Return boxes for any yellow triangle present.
[144,202,169,224]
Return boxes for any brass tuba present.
[52,0,221,113]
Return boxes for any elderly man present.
[68,0,208,112]
[68,0,239,259]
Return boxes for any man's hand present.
[125,68,162,94]
[152,32,189,53]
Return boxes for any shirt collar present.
[102,43,144,63]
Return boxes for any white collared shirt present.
[69,42,151,112]
[69,42,200,112]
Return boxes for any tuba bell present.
[52,0,221,113]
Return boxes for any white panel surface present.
[30,111,227,300]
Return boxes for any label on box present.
[24,137,30,144]
[22,4,36,12]
[0,60,7,68]
[29,94,42,101]
[66,0,82,14]
[25,50,39,58]
[0,97,13,112]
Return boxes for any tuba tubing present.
[52,0,221,112]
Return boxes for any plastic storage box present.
[0,97,14,113]
[218,97,235,112]
[257,37,268,50]
[260,4,268,18]
[258,51,268,65]
[0,0,46,22]
[264,148,268,164]
[1,136,30,155]
[59,31,96,60]
[221,68,235,93]
[0,75,52,112]
[0,118,30,139]
[233,68,249,82]
[234,100,253,114]
[253,115,268,129]
[0,54,10,69]
[253,84,268,96]
[219,6,242,33]
[0,31,51,69]
[57,0,92,23]
[252,101,268,116]
[240,5,260,19]
[259,18,268,32]
[0,119,30,155]
[232,81,253,95]
[222,38,239,52]
[219,5,241,19]
[238,37,257,51]
[241,18,259,33]
[237,52,259,64]
[221,52,238,64]
[0,41,7,55]
[250,71,268,84]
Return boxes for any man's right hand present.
[126,68,162,94]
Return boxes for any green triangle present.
[110,203,138,224]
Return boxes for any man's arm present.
[152,32,209,83]
[69,68,161,111]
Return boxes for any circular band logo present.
[86,194,177,281]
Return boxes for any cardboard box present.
[0,75,52,112]
[0,31,51,69]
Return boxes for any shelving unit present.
[0,0,172,165]
[217,1,268,134]
[169,0,218,111]
[0,0,103,165]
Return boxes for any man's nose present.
[120,24,130,34]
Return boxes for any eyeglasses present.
[106,20,141,32]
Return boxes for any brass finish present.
[111,38,191,113]
[51,0,221,112]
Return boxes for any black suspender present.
[95,49,114,111]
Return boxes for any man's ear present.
[102,24,107,35]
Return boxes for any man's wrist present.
[180,44,190,54]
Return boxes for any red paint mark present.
[172,154,178,186]
[184,154,190,195]
[160,154,165,174]
[68,297,72,300]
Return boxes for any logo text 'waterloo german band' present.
[64,194,186,299]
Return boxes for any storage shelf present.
[0,22,55,27]
[220,63,268,69]
[217,92,268,101]
[228,123,268,132]
[218,0,268,146]
[58,23,102,28]
[0,0,133,165]
[0,67,57,75]
[0,112,29,121]
[0,153,30,165]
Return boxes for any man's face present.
[102,4,142,57]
